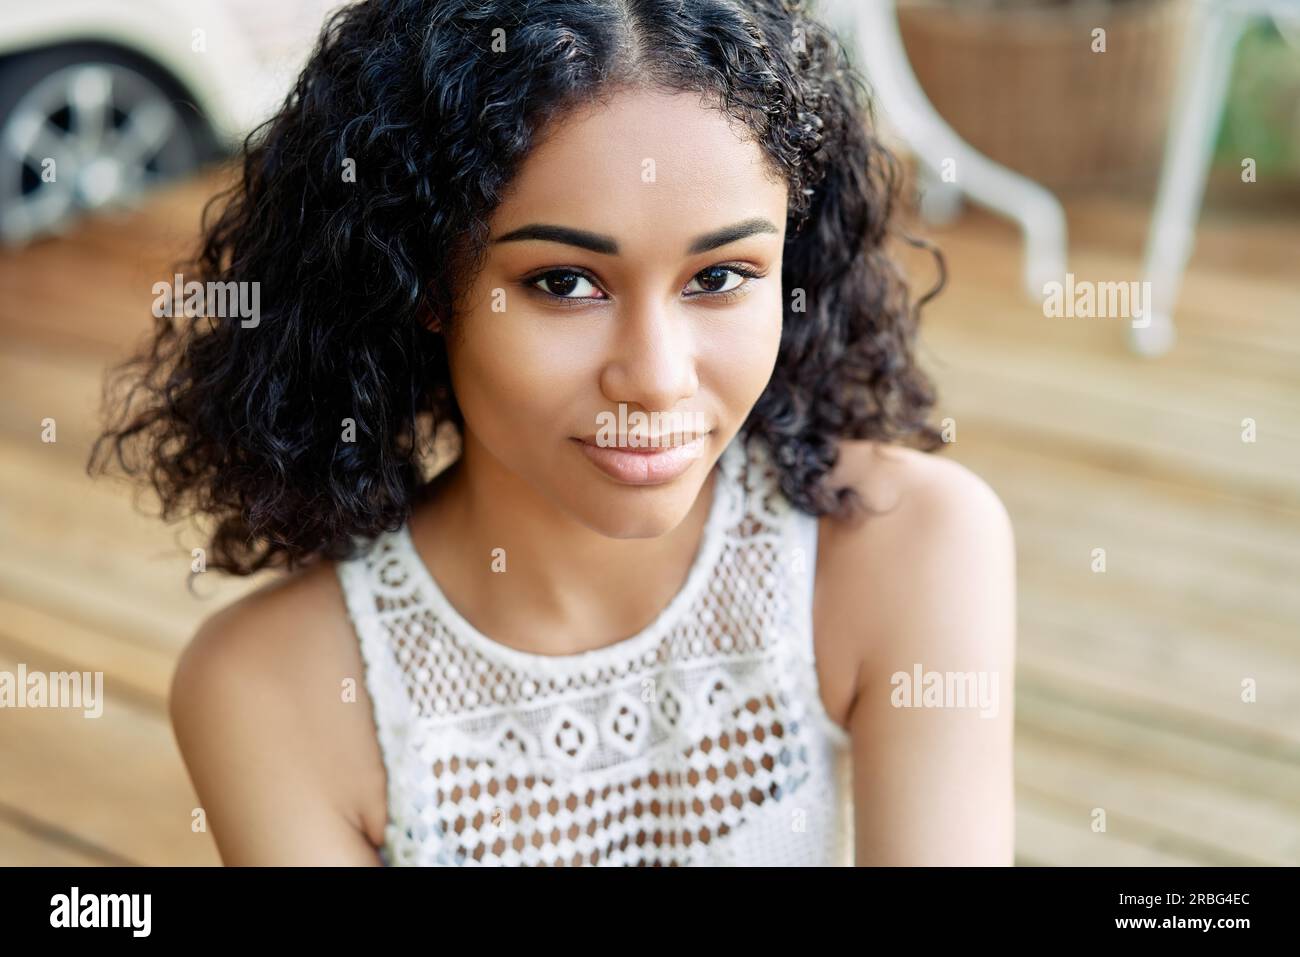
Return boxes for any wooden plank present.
[947,439,1300,636]
[902,211,1300,388]
[1013,796,1206,867]
[0,597,174,708]
[0,335,121,455]
[928,441,1300,746]
[0,811,124,866]
[930,343,1300,506]
[0,435,266,654]
[0,175,223,352]
[1017,600,1300,751]
[0,649,219,866]
[1016,726,1298,866]
[1016,679,1300,814]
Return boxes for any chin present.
[564,469,706,541]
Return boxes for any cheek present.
[702,284,784,406]
[447,302,591,432]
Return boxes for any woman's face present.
[446,86,789,539]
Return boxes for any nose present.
[598,297,698,414]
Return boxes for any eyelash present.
[521,263,766,308]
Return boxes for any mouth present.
[571,432,712,485]
[574,431,709,450]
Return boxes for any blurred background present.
[0,0,1296,865]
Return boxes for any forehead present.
[490,86,789,251]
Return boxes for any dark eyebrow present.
[685,217,779,255]
[493,224,618,255]
[492,217,780,257]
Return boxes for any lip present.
[572,433,711,485]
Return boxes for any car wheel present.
[0,47,212,244]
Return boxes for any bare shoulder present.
[170,559,387,865]
[825,439,1012,535]
[816,440,1017,864]
[813,439,1016,681]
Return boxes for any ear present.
[415,297,442,333]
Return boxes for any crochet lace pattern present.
[336,434,854,866]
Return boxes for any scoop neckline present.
[396,435,747,674]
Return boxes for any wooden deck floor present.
[0,172,1296,866]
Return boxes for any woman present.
[91,0,1016,866]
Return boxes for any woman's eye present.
[528,264,758,303]
[685,266,748,296]
[531,270,604,299]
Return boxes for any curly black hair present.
[88,0,944,577]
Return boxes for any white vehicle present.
[0,0,337,244]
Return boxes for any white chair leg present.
[1132,1,1248,357]
[842,0,1068,299]
[917,161,964,226]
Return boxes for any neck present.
[409,432,719,655]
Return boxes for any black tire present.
[0,43,220,244]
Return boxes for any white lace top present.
[335,434,855,866]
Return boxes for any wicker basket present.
[897,0,1192,191]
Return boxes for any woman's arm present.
[822,443,1017,865]
[170,591,385,866]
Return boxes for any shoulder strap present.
[786,496,821,670]
[334,534,414,822]
[737,435,821,669]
